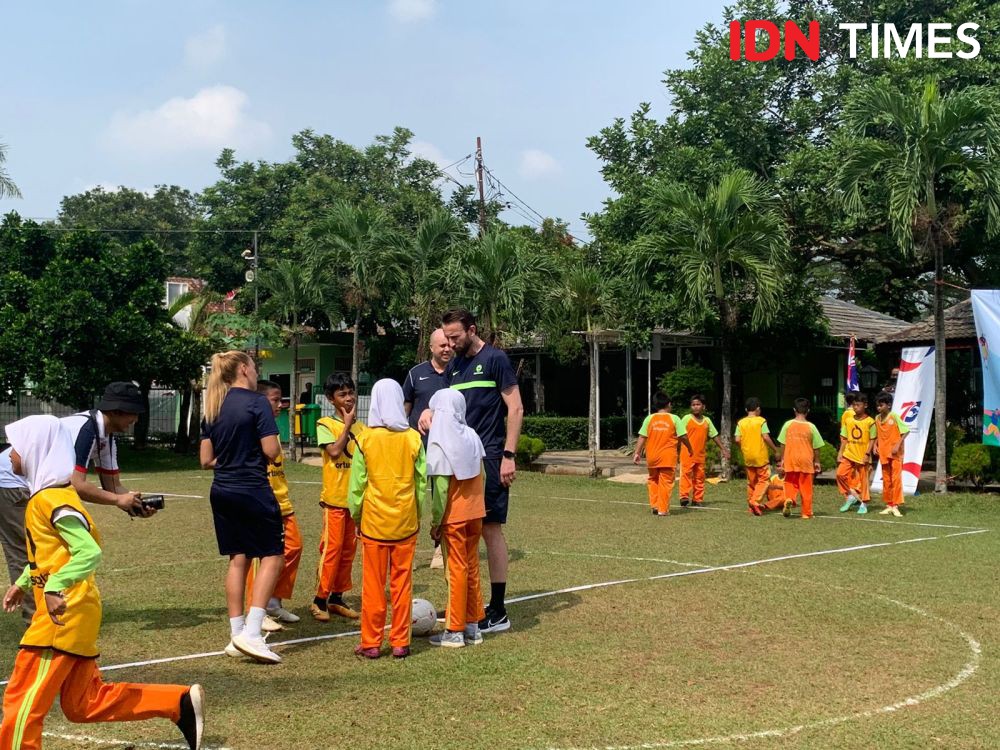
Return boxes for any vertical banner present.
[971,290,1000,446]
[846,336,859,392]
[871,346,935,495]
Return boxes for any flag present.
[846,336,859,393]
[971,290,1000,446]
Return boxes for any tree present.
[637,171,789,476]
[838,78,1000,492]
[0,142,20,200]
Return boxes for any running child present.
[735,397,779,515]
[874,391,908,517]
[837,393,876,514]
[1,415,204,750]
[776,398,824,519]
[348,379,426,659]
[633,392,692,516]
[426,388,486,648]
[312,372,364,622]
[680,394,729,507]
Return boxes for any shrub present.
[520,416,629,450]
[818,442,838,472]
[515,435,546,468]
[950,443,991,487]
[658,365,714,406]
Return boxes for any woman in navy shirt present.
[200,350,284,664]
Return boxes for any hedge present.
[521,416,629,450]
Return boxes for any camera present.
[140,494,165,511]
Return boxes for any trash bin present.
[276,406,290,443]
[301,403,321,444]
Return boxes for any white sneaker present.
[224,640,241,658]
[464,624,484,645]
[430,546,444,570]
[261,615,284,632]
[890,506,902,517]
[879,507,893,515]
[232,633,282,664]
[266,606,300,623]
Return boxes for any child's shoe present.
[680,498,690,507]
[176,684,205,750]
[464,623,484,645]
[430,546,445,569]
[266,605,300,623]
[392,646,411,659]
[328,602,360,620]
[840,495,859,512]
[657,511,669,517]
[857,502,868,514]
[691,501,704,508]
[309,603,330,622]
[429,630,466,648]
[878,506,893,515]
[231,633,282,664]
[651,507,658,515]
[354,645,381,659]
[261,615,283,632]
[224,640,241,658]
[890,506,902,517]
[749,503,763,516]
[782,499,793,517]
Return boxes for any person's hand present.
[116,492,153,517]
[417,409,433,436]
[813,461,822,474]
[430,525,441,543]
[341,402,357,428]
[44,592,66,625]
[632,452,642,465]
[500,457,516,487]
[3,585,24,613]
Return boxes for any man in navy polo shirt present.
[403,328,452,433]
[420,308,523,633]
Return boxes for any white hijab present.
[5,415,75,495]
[426,388,485,480]
[367,379,410,432]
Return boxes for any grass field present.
[1,449,998,750]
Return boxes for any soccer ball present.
[411,598,437,636]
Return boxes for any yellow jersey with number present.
[21,486,102,658]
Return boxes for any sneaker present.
[657,511,669,517]
[176,684,204,750]
[890,506,902,517]
[354,645,381,659]
[651,507,658,515]
[750,503,763,516]
[878,506,893,515]
[328,602,360,620]
[680,498,690,507]
[478,610,511,634]
[309,603,330,622]
[435,604,449,624]
[392,646,411,659]
[691,501,704,508]
[840,496,859,512]
[857,503,868,515]
[782,499,793,518]
[430,547,444,570]
[464,624,484,645]
[801,514,812,519]
[266,606,300,624]
[429,630,465,648]
[261,615,283,632]
[231,633,281,664]
[224,640,241,658]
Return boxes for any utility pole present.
[242,231,260,360]
[475,136,487,237]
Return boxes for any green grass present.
[1,453,998,749]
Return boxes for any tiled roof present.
[879,299,976,344]
[818,297,910,342]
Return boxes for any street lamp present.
[242,233,259,360]
[860,363,881,391]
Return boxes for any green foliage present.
[818,442,839,473]
[950,443,992,487]
[515,435,546,468]
[521,416,629,451]
[658,366,715,406]
[0,142,20,199]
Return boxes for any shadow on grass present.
[102,605,221,630]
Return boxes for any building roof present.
[879,299,975,344]
[818,297,910,343]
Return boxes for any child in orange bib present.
[776,398,824,519]
[874,391,909,516]
[633,392,692,516]
[679,394,728,507]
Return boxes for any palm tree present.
[309,202,404,383]
[0,142,20,200]
[839,78,1000,493]
[167,288,222,453]
[637,170,789,477]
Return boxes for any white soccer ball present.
[411,598,437,636]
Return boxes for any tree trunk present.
[174,385,192,453]
[291,327,300,463]
[588,335,598,478]
[134,383,151,449]
[933,233,948,493]
[187,385,202,455]
[351,310,361,385]
[720,336,733,481]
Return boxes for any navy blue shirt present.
[402,360,449,433]
[201,388,279,488]
[446,344,518,458]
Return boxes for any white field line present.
[525,550,711,568]
[527,494,990,532]
[104,557,221,574]
[41,731,231,750]
[289,480,323,485]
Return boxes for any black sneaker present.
[680,498,690,507]
[478,610,511,633]
[176,684,204,750]
[651,508,658,515]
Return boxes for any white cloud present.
[518,149,561,180]
[388,0,437,23]
[409,140,450,168]
[184,25,227,68]
[105,86,271,156]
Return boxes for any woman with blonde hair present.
[200,351,284,664]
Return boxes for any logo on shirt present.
[419,376,430,381]
[474,364,484,375]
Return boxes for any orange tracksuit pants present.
[0,648,186,750]
[836,460,870,501]
[745,466,771,509]
[316,506,357,598]
[680,459,706,502]
[783,471,814,518]
[246,513,303,601]
[360,535,416,649]
[646,467,676,514]
[442,518,485,632]
[881,459,904,507]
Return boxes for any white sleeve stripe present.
[51,507,91,531]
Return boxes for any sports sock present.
[489,582,506,614]
[328,593,346,607]
[313,596,328,610]
[245,607,266,639]
[267,597,281,610]
[229,615,245,638]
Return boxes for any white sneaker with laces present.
[261,614,284,632]
[232,633,282,664]
[429,630,465,648]
[266,606,300,623]
[224,640,241,658]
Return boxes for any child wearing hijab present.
[0,416,205,750]
[347,379,426,659]
[426,389,486,648]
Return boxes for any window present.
[166,282,189,308]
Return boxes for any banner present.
[971,290,1000,446]
[846,336,859,392]
[871,346,935,496]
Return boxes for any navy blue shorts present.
[209,484,284,558]
[483,457,509,525]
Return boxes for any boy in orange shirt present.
[837,393,877,515]
[633,392,692,516]
[735,397,779,515]
[680,394,728,507]
[776,398,825,519]
[874,391,909,517]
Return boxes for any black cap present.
[97,382,146,414]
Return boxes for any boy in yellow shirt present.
[735,397,779,515]
[838,393,877,514]
[312,373,364,622]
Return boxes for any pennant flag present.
[846,336,860,392]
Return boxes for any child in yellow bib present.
[838,393,877,514]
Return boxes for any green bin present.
[276,407,290,443]
[301,403,321,443]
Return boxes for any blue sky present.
[1,1,731,239]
